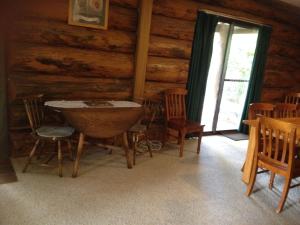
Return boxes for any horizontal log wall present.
[146,0,300,101]
[7,0,138,130]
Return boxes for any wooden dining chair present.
[128,99,162,165]
[284,92,300,104]
[241,103,275,172]
[22,94,74,177]
[248,103,275,120]
[246,117,300,213]
[273,103,297,118]
[164,88,205,157]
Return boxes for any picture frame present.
[68,0,109,30]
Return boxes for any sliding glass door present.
[202,22,259,132]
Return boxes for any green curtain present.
[186,12,219,122]
[239,26,272,133]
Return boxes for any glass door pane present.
[216,26,258,130]
[202,22,230,132]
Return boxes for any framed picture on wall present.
[68,0,109,30]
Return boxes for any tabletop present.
[45,100,141,109]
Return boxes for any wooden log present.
[153,0,198,21]
[146,56,189,83]
[108,5,137,31]
[15,1,137,32]
[153,0,300,29]
[10,19,136,54]
[110,0,138,8]
[149,35,192,59]
[263,71,296,88]
[271,25,300,48]
[144,81,186,99]
[260,88,288,103]
[152,0,300,46]
[133,0,153,102]
[150,14,300,47]
[265,55,300,73]
[268,40,300,59]
[8,43,134,79]
[10,73,133,100]
[151,14,195,41]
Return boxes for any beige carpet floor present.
[1,136,300,225]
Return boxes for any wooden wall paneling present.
[133,0,153,102]
[153,0,300,29]
[9,43,134,79]
[263,71,297,88]
[268,40,300,59]
[146,56,189,83]
[149,0,300,103]
[150,15,195,41]
[149,35,192,59]
[7,0,139,157]
[108,5,138,31]
[152,0,300,46]
[10,19,136,54]
[260,88,287,102]
[18,1,138,32]
[144,81,186,100]
[110,0,138,9]
[265,55,300,73]
[10,73,133,100]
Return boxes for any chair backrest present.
[164,88,187,121]
[284,92,300,104]
[258,117,297,172]
[23,94,44,133]
[248,103,275,120]
[273,103,297,118]
[142,99,163,129]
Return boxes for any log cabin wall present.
[7,0,138,129]
[5,0,300,156]
[6,0,138,155]
[145,0,300,101]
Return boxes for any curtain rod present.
[199,9,269,27]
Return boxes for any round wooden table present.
[45,100,143,177]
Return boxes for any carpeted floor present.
[1,136,300,225]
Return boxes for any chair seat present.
[129,124,147,133]
[168,119,204,132]
[36,126,74,138]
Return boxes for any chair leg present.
[57,140,63,177]
[269,172,276,189]
[241,161,245,172]
[246,156,258,196]
[145,134,153,158]
[276,177,292,213]
[36,140,45,160]
[162,127,168,147]
[23,139,40,173]
[197,130,203,154]
[44,153,56,165]
[179,130,186,157]
[67,139,74,161]
[72,133,85,178]
[133,135,137,166]
[122,132,132,169]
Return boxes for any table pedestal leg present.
[72,133,85,178]
[122,132,132,169]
